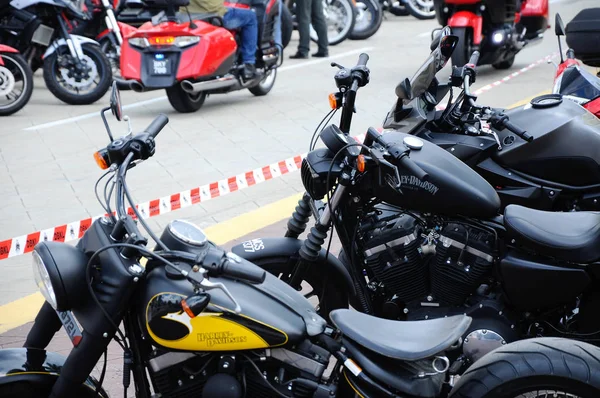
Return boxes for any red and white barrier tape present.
[0,53,556,261]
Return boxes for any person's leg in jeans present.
[273,0,283,49]
[223,7,259,77]
[310,0,328,56]
[292,0,311,57]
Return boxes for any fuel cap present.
[403,136,424,150]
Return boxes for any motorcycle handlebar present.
[398,154,429,181]
[143,114,169,139]
[468,51,480,67]
[504,120,533,142]
[220,259,266,284]
[357,53,369,67]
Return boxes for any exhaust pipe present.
[129,81,145,92]
[180,74,237,94]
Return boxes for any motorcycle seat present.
[177,12,224,27]
[329,310,471,361]
[504,204,600,263]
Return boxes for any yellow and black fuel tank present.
[138,265,325,352]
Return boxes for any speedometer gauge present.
[167,219,208,246]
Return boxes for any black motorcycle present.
[2,81,591,398]
[379,29,600,213]
[233,28,600,377]
[0,0,112,105]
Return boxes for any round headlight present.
[32,250,58,310]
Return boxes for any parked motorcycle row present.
[3,0,600,392]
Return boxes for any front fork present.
[56,14,85,61]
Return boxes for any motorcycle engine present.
[359,208,512,361]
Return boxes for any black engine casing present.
[431,223,495,306]
[361,213,427,303]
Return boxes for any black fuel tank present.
[493,99,600,187]
[372,132,501,218]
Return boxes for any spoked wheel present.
[248,68,277,96]
[405,0,435,19]
[0,52,33,116]
[249,255,349,322]
[100,38,122,80]
[449,338,600,398]
[310,0,356,46]
[43,43,112,105]
[349,0,383,40]
[166,84,207,113]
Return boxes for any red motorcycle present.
[0,45,33,116]
[119,0,280,113]
[433,0,548,69]
[552,9,600,118]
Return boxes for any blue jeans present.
[223,7,258,65]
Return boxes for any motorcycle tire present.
[388,4,410,16]
[404,0,435,20]
[99,38,122,79]
[349,0,383,40]
[310,0,357,46]
[0,380,108,398]
[166,85,208,113]
[43,43,112,105]
[248,255,349,322]
[451,27,471,68]
[492,55,515,70]
[449,338,600,397]
[0,52,33,116]
[281,4,294,49]
[248,68,277,96]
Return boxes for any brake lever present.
[199,278,242,314]
[480,121,502,150]
[371,149,402,190]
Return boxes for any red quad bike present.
[432,0,548,69]
[551,9,600,119]
[120,0,281,113]
[0,44,33,116]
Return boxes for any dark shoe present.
[242,63,257,80]
[290,52,309,59]
[312,51,329,58]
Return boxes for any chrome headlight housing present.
[31,241,89,312]
[32,250,58,310]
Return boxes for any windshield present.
[396,27,457,102]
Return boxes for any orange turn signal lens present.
[148,36,175,46]
[181,299,196,318]
[329,93,338,109]
[94,151,109,170]
[357,154,366,172]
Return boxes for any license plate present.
[57,310,83,347]
[152,59,170,75]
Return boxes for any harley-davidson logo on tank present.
[400,175,440,195]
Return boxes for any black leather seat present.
[329,310,471,361]
[504,205,600,263]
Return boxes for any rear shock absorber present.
[284,193,313,239]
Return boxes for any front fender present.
[0,45,18,53]
[43,35,100,59]
[231,237,357,297]
[448,11,483,45]
[0,348,108,397]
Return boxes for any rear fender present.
[0,45,19,53]
[448,11,483,45]
[43,35,100,60]
[231,237,357,297]
[0,348,108,397]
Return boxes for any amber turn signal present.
[357,154,366,172]
[329,93,338,110]
[94,150,109,170]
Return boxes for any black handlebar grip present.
[505,120,533,142]
[399,155,429,181]
[222,259,266,284]
[468,51,480,67]
[357,53,369,67]
[144,114,169,139]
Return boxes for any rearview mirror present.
[395,78,413,100]
[430,28,442,51]
[439,34,459,59]
[109,81,123,121]
[555,13,566,36]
